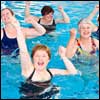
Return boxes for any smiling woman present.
[25,1,70,33]
[12,17,79,98]
[59,19,99,59]
[1,1,99,99]
[1,7,46,56]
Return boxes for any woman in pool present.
[13,18,78,99]
[59,19,99,59]
[1,8,46,55]
[25,1,70,33]
[87,5,99,40]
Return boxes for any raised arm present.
[21,16,46,39]
[87,5,99,21]
[11,17,34,78]
[65,28,77,58]
[59,47,78,74]
[49,44,78,76]
[55,6,70,24]
[25,1,39,21]
[25,1,31,17]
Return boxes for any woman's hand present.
[58,6,64,12]
[25,1,31,6]
[58,46,66,59]
[70,28,77,38]
[94,5,99,12]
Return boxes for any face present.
[33,50,50,71]
[79,23,92,38]
[44,12,53,21]
[1,9,13,24]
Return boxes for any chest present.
[31,71,51,82]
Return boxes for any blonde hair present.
[78,18,92,29]
[31,44,51,59]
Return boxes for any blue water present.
[1,1,99,99]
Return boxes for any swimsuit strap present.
[47,69,53,79]
[52,19,56,25]
[2,28,7,38]
[27,69,35,81]
[90,37,97,54]
[27,69,53,81]
[76,39,82,49]
[38,18,41,23]
[91,37,96,47]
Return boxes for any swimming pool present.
[1,1,99,99]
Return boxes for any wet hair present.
[31,44,51,59]
[41,6,54,16]
[1,8,14,16]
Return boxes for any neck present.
[42,17,52,23]
[34,65,47,73]
[36,69,47,74]
[5,23,15,29]
[80,37,91,44]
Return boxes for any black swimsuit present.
[19,69,59,99]
[38,18,56,33]
[1,28,19,55]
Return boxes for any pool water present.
[1,1,99,99]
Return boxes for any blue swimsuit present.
[1,28,19,55]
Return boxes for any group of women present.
[1,1,99,99]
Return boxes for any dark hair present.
[41,6,54,16]
[31,44,51,59]
[1,8,14,16]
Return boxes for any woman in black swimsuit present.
[13,19,79,99]
[25,1,70,33]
